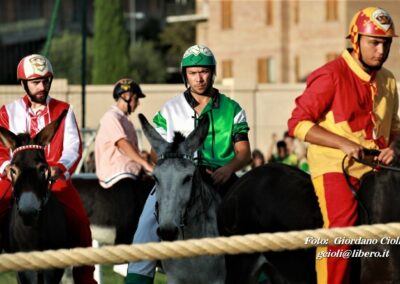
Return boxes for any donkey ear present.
[181,115,210,154]
[138,113,168,155]
[0,127,19,150]
[34,109,68,146]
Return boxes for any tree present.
[129,41,167,83]
[49,32,93,84]
[159,21,196,69]
[92,0,129,84]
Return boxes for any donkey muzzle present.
[157,225,179,241]
[18,192,41,226]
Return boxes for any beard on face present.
[27,90,48,104]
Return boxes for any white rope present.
[0,222,399,272]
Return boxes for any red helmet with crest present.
[17,54,53,81]
[347,7,397,58]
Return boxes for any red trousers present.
[313,173,359,284]
[0,178,97,284]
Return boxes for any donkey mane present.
[169,131,186,152]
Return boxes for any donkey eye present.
[8,166,19,183]
[182,175,192,185]
[37,164,49,177]
[37,164,46,172]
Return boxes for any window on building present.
[0,2,5,22]
[326,0,338,21]
[326,52,339,62]
[265,0,273,25]
[15,0,43,20]
[72,0,82,22]
[258,57,275,83]
[293,0,299,24]
[222,59,233,78]
[221,0,232,30]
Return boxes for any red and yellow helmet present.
[347,7,397,58]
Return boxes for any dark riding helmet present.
[113,78,146,101]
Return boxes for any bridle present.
[11,144,54,212]
[12,144,44,156]
[342,150,400,224]
[157,153,194,162]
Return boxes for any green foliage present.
[137,17,161,42]
[0,267,168,283]
[159,22,196,68]
[154,271,167,284]
[92,0,130,84]
[48,32,93,84]
[101,265,124,283]
[129,41,167,83]
[0,271,16,283]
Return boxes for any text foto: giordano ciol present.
[305,237,400,245]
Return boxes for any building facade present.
[195,0,400,86]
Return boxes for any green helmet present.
[181,44,216,87]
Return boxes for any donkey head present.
[0,110,68,225]
[138,113,209,240]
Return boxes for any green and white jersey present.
[153,89,249,168]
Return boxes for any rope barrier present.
[1,222,400,272]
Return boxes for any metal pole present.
[42,0,61,56]
[81,0,87,128]
[130,0,135,45]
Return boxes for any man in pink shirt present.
[95,78,154,243]
[95,79,153,244]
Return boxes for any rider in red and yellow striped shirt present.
[288,7,400,284]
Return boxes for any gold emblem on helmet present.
[119,79,133,92]
[29,56,47,72]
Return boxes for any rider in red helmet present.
[288,7,400,284]
[0,54,97,284]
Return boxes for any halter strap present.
[12,145,44,156]
[158,153,194,162]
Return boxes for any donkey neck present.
[183,169,221,238]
